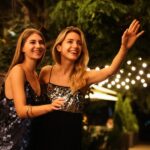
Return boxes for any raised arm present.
[86,19,144,85]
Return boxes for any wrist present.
[120,44,128,51]
[47,104,53,112]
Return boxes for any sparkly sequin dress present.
[30,67,87,150]
[0,81,42,150]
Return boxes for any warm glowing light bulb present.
[95,66,100,71]
[105,65,109,68]
[139,70,144,75]
[128,72,132,76]
[125,78,130,83]
[131,80,136,85]
[136,76,141,80]
[116,74,121,79]
[143,83,147,88]
[120,69,124,74]
[116,84,121,89]
[147,73,150,78]
[121,81,126,86]
[131,66,136,71]
[142,63,147,68]
[138,57,142,61]
[115,78,119,83]
[107,84,112,88]
[141,79,145,83]
[127,60,132,65]
[125,85,130,90]
[111,81,115,85]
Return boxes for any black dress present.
[30,68,87,150]
[0,81,42,150]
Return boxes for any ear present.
[56,45,61,52]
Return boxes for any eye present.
[77,41,82,46]
[29,40,36,44]
[30,41,36,44]
[39,40,44,45]
[67,40,73,44]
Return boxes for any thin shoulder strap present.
[48,66,53,83]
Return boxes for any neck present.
[55,62,74,76]
[22,59,37,73]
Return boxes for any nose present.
[72,41,79,48]
[35,42,41,47]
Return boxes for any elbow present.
[16,112,27,119]
[108,67,119,76]
[16,108,29,119]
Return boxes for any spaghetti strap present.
[48,66,53,83]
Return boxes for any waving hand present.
[121,19,144,50]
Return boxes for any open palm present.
[121,19,144,50]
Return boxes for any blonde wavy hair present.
[51,26,89,93]
[7,28,45,75]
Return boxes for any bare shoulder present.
[9,65,25,78]
[39,65,52,83]
[6,64,26,85]
[40,65,52,74]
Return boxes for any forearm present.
[109,45,128,75]
[17,104,53,118]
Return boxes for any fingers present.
[51,98,65,110]
[122,29,128,39]
[134,23,140,33]
[127,19,144,37]
[129,19,140,32]
[128,19,137,31]
[136,30,145,38]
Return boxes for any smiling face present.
[57,31,82,62]
[22,33,45,61]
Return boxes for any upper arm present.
[39,65,51,84]
[86,67,113,85]
[9,66,27,117]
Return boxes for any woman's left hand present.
[121,19,144,50]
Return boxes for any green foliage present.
[0,0,150,70]
[115,94,139,133]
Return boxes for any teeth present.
[70,50,77,53]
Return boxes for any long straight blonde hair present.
[51,26,89,93]
[7,28,45,75]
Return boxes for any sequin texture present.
[46,83,86,113]
[0,81,41,150]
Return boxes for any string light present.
[128,72,132,76]
[95,66,100,71]
[143,83,147,88]
[116,74,121,79]
[142,63,147,68]
[131,80,136,85]
[147,73,150,78]
[115,78,120,83]
[91,57,149,92]
[116,84,121,89]
[121,81,126,86]
[139,70,144,75]
[136,76,141,80]
[120,69,124,74]
[125,78,130,83]
[107,84,112,88]
[131,66,136,71]
[127,60,132,65]
[125,85,130,90]
[141,79,145,83]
